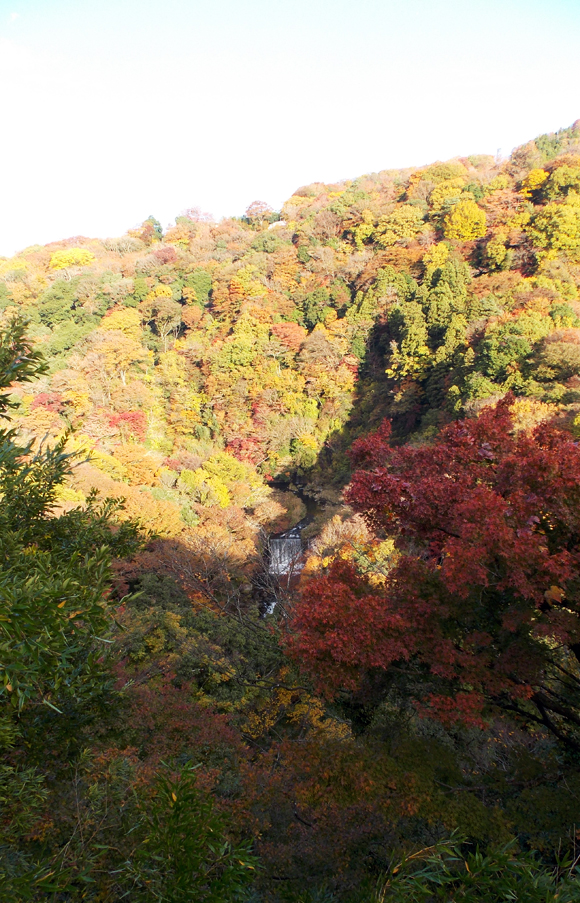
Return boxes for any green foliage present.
[550,301,580,327]
[35,279,83,327]
[0,318,143,899]
[376,837,580,902]
[545,164,580,200]
[186,267,213,305]
[123,573,285,706]
[146,215,164,241]
[6,125,580,902]
[529,199,580,259]
[122,764,257,902]
[534,122,580,161]
[251,233,284,254]
[386,300,430,379]
[302,287,332,329]
[132,275,150,303]
[43,321,94,359]
[0,325,142,713]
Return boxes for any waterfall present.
[269,530,303,576]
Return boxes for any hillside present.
[3,122,580,494]
[3,121,580,901]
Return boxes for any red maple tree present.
[288,398,580,746]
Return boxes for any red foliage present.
[109,410,147,440]
[152,245,178,264]
[270,322,307,352]
[289,398,580,737]
[31,391,64,413]
[226,436,264,464]
[162,457,182,471]
[117,673,248,776]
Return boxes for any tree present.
[289,398,580,747]
[443,198,486,240]
[528,199,580,260]
[244,200,274,226]
[100,306,142,338]
[519,168,549,199]
[545,163,580,200]
[0,317,144,897]
[0,318,142,716]
[129,216,163,245]
[120,764,257,902]
[141,295,183,350]
[49,248,96,272]
[375,205,425,247]
[184,268,213,306]
[86,329,150,390]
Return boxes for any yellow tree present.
[519,168,549,199]
[375,205,425,247]
[49,248,96,273]
[100,307,142,339]
[528,197,580,260]
[82,330,151,399]
[443,199,486,240]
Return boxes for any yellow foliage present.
[88,449,129,482]
[49,248,96,270]
[5,282,33,306]
[353,210,376,249]
[510,398,556,433]
[571,412,580,438]
[0,257,29,276]
[94,330,151,378]
[55,484,86,503]
[230,265,267,300]
[55,374,91,414]
[486,230,509,269]
[487,174,511,192]
[528,200,580,260]
[19,408,61,438]
[272,251,300,290]
[375,205,425,247]
[297,433,318,450]
[429,178,466,213]
[444,199,486,241]
[243,683,350,742]
[164,223,193,248]
[519,168,549,198]
[423,242,449,275]
[306,515,371,571]
[114,445,160,485]
[145,284,173,303]
[100,307,142,339]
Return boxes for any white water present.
[268,531,303,576]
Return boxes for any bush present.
[376,837,580,902]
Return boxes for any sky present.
[1,0,579,257]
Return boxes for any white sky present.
[1,0,579,256]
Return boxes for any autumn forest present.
[3,121,580,901]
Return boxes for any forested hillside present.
[4,120,580,505]
[3,121,580,901]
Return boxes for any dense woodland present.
[3,121,580,900]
